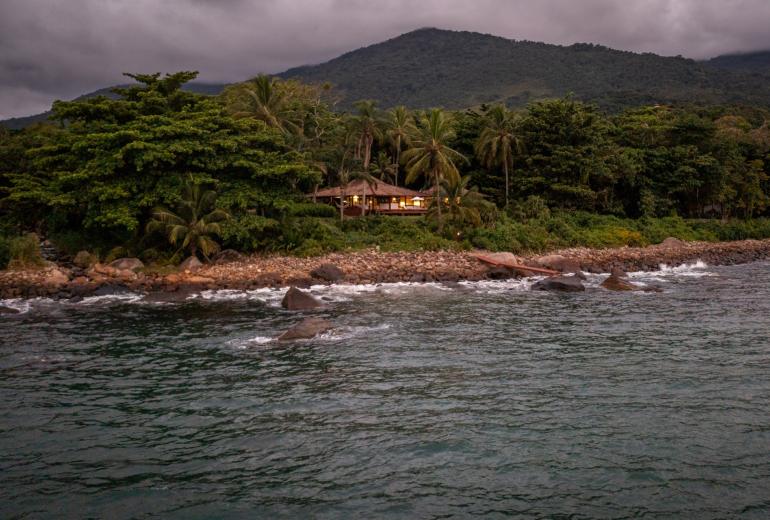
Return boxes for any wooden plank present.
[473,253,561,276]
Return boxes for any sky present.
[1,0,770,120]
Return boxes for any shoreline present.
[2,237,770,301]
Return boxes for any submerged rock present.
[278,317,334,341]
[531,275,585,292]
[109,258,144,272]
[281,286,321,310]
[310,263,345,282]
[0,305,20,315]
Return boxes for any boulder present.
[73,250,96,268]
[0,305,20,315]
[533,254,583,274]
[600,274,638,291]
[278,317,334,341]
[108,257,144,272]
[486,266,514,280]
[610,265,628,278]
[44,268,69,287]
[281,286,321,310]
[179,256,203,272]
[310,263,345,282]
[531,275,585,292]
[90,263,119,278]
[214,249,244,264]
[660,237,686,249]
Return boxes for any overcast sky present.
[2,0,769,119]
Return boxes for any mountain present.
[1,82,225,130]
[279,28,770,111]
[706,50,770,75]
[4,28,770,129]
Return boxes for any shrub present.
[0,235,10,269]
[7,233,45,270]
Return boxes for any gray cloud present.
[1,0,769,119]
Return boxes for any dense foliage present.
[1,70,769,267]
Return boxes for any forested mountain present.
[4,28,770,129]
[706,50,770,75]
[280,28,770,111]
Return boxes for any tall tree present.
[385,105,416,185]
[475,105,523,208]
[351,100,382,171]
[403,109,466,231]
[223,75,299,136]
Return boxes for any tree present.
[385,105,416,185]
[146,176,230,260]
[427,175,497,235]
[223,75,300,136]
[403,109,466,231]
[351,100,382,171]
[475,105,523,208]
[370,151,397,183]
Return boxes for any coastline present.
[2,237,770,301]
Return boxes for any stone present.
[531,275,585,292]
[277,318,334,341]
[310,263,345,282]
[0,305,20,315]
[660,237,686,249]
[533,254,583,274]
[281,286,321,310]
[184,275,215,285]
[73,250,96,268]
[93,284,131,297]
[486,266,513,280]
[179,256,203,272]
[108,257,144,272]
[600,274,638,291]
[214,249,243,264]
[44,268,69,287]
[610,265,628,278]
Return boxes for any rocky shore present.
[2,237,770,301]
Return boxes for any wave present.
[229,323,393,349]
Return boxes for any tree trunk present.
[503,160,509,209]
[361,189,366,217]
[364,135,372,170]
[394,136,401,186]
[435,169,442,233]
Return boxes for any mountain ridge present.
[4,28,770,129]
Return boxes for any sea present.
[1,261,769,519]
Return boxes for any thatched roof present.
[312,179,430,198]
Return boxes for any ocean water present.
[1,261,770,519]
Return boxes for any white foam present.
[76,292,144,305]
[628,260,715,280]
[0,298,31,314]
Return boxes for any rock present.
[600,274,638,291]
[179,256,203,272]
[409,273,426,283]
[610,265,628,278]
[92,284,131,297]
[660,237,686,249]
[108,257,144,272]
[531,275,585,292]
[310,263,345,282]
[214,249,243,264]
[277,317,334,341]
[184,275,215,285]
[486,266,513,280]
[73,250,96,268]
[533,254,583,274]
[90,263,120,278]
[44,268,69,287]
[0,305,20,315]
[281,286,321,310]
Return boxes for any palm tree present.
[475,105,523,208]
[351,100,382,171]
[223,75,299,136]
[146,176,231,260]
[427,175,497,234]
[370,151,397,184]
[403,108,466,232]
[385,105,416,185]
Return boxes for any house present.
[310,178,432,216]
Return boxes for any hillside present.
[1,82,225,130]
[280,28,770,111]
[706,50,770,75]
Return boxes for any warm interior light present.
[399,200,406,208]
[352,195,359,203]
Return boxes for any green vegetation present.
[6,233,45,270]
[1,69,769,269]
